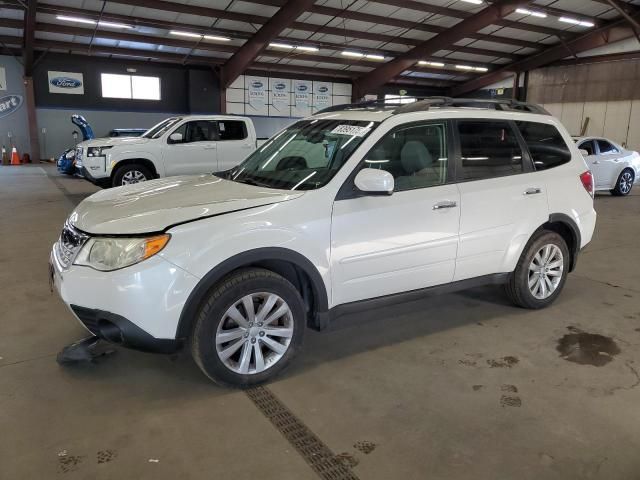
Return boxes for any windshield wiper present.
[235,178,272,188]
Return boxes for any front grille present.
[54,222,89,269]
[76,146,83,167]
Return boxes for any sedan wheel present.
[619,171,633,195]
[215,292,294,375]
[528,244,564,300]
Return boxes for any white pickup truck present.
[76,115,260,188]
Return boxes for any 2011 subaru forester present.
[50,98,597,387]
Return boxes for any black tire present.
[112,164,152,187]
[610,169,635,196]
[505,231,570,309]
[191,268,305,387]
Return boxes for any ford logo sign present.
[318,86,329,93]
[0,95,23,119]
[251,81,263,88]
[274,83,286,90]
[297,85,308,92]
[50,77,83,89]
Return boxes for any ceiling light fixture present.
[269,42,294,49]
[455,65,474,70]
[170,31,230,41]
[515,8,547,18]
[559,17,594,27]
[269,43,318,52]
[365,54,385,60]
[56,15,133,28]
[418,61,445,67]
[341,51,364,58]
[460,0,483,4]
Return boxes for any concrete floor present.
[1,164,640,480]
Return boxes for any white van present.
[76,115,258,187]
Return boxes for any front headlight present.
[87,146,112,157]
[74,234,170,271]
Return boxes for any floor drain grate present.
[246,386,360,480]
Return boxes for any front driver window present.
[169,121,217,144]
[362,122,449,192]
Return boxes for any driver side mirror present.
[579,149,590,157]
[354,168,394,196]
[169,132,183,144]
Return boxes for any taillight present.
[580,171,594,198]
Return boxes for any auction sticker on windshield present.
[330,125,371,137]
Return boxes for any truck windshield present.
[225,119,378,191]
[142,117,183,139]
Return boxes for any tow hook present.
[56,336,116,365]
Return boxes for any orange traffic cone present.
[10,146,20,165]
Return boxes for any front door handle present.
[433,200,457,210]
[524,187,542,195]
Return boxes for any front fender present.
[109,150,164,176]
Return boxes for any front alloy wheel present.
[191,268,305,387]
[121,170,147,185]
[216,293,294,375]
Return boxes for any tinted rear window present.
[516,121,571,170]
[218,120,247,141]
[458,120,524,181]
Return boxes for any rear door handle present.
[433,200,457,210]
[524,187,542,195]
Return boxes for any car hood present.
[79,136,151,148]
[69,175,303,234]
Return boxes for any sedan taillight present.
[580,171,594,198]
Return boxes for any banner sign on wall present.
[313,81,332,111]
[0,95,23,119]
[293,80,311,117]
[269,78,290,116]
[0,67,6,91]
[48,71,84,94]
[246,76,267,115]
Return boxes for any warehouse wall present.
[527,59,640,150]
[0,55,30,157]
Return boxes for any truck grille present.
[75,146,83,167]
[55,223,89,269]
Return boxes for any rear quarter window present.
[516,121,571,171]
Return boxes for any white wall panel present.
[603,101,632,146]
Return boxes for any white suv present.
[76,115,258,188]
[50,98,597,387]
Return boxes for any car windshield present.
[224,119,378,191]
[142,117,183,139]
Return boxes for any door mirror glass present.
[579,149,589,157]
[354,168,394,195]
[168,132,183,143]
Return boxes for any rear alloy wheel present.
[112,164,152,187]
[505,231,570,309]
[611,169,634,196]
[191,268,305,387]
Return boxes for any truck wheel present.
[505,231,570,309]
[191,268,305,387]
[112,164,152,187]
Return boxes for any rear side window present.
[516,121,571,170]
[218,120,247,141]
[597,140,619,154]
[578,140,595,156]
[458,121,524,181]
